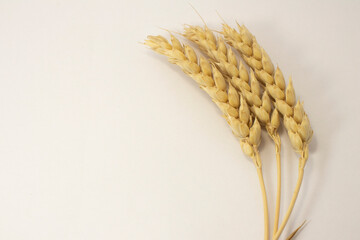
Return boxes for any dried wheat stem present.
[252,146,269,240]
[273,150,307,240]
[272,134,281,236]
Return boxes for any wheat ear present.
[145,34,269,240]
[184,26,286,239]
[183,25,270,239]
[221,23,313,240]
[221,23,313,153]
[184,26,281,139]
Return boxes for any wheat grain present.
[184,26,252,92]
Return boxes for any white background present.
[0,0,359,239]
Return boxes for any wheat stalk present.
[221,23,313,240]
[145,34,269,240]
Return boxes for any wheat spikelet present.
[144,34,262,158]
[221,23,313,157]
[184,26,251,91]
[183,26,247,88]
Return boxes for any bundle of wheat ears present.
[144,18,313,240]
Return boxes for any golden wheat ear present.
[145,33,270,240]
[183,25,280,136]
[183,25,283,240]
[145,34,260,148]
[220,23,312,240]
[221,24,313,157]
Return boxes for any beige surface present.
[0,0,359,239]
